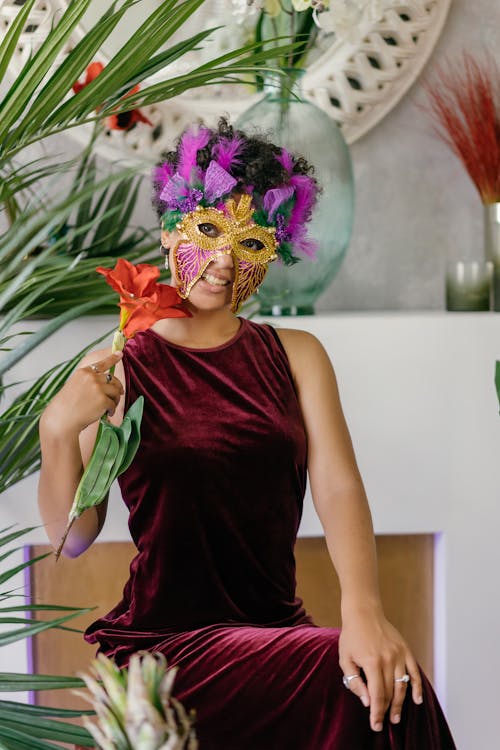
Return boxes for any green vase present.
[236,71,354,315]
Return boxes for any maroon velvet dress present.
[85,318,455,749]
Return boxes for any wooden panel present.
[28,542,136,710]
[28,534,433,710]
[294,535,434,679]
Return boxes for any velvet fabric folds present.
[85,318,456,749]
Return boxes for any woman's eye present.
[198,223,220,238]
[240,238,264,252]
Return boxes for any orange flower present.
[96,258,189,341]
[72,62,152,131]
[72,61,104,94]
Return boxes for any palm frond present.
[0,527,94,747]
[0,331,113,491]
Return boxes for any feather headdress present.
[153,127,319,264]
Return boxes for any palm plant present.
[78,652,197,750]
[0,525,95,748]
[0,2,295,746]
[0,0,296,470]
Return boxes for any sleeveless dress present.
[85,318,455,750]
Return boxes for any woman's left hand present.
[338,608,423,732]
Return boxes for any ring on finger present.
[394,674,410,683]
[342,674,361,689]
[90,364,100,374]
[105,372,112,383]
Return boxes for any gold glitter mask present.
[172,194,278,312]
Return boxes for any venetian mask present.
[171,194,278,312]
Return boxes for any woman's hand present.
[41,351,124,437]
[339,607,423,732]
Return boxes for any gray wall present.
[318,0,500,311]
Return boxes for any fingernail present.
[392,714,401,724]
[374,722,383,732]
[361,696,369,707]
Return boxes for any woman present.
[38,120,455,749]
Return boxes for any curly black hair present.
[152,117,317,220]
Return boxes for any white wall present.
[2,312,499,749]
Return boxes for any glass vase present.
[236,72,354,315]
[484,202,500,311]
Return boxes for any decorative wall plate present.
[1,0,452,159]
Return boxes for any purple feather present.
[263,185,295,219]
[292,225,318,259]
[160,173,188,207]
[177,126,211,181]
[287,174,318,239]
[275,148,294,174]
[203,160,237,203]
[212,135,245,172]
[153,162,174,190]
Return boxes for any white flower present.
[230,0,262,24]
[314,0,395,39]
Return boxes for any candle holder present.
[446,261,492,312]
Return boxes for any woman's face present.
[161,194,277,313]
[162,226,235,312]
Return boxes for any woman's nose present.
[213,252,234,268]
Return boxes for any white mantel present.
[2,312,499,750]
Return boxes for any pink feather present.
[287,174,318,238]
[293,226,318,259]
[153,162,174,189]
[177,126,211,181]
[275,148,294,174]
[212,135,245,172]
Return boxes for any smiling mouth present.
[201,272,230,287]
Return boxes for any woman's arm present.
[38,349,124,558]
[277,328,423,732]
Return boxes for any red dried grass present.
[423,53,500,204]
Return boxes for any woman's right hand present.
[41,351,124,436]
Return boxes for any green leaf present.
[71,421,121,517]
[0,298,102,377]
[0,609,93,648]
[57,396,144,557]
[0,699,93,718]
[0,0,95,146]
[0,712,93,744]
[118,396,144,473]
[0,333,112,491]
[13,3,136,141]
[71,395,145,516]
[0,0,38,90]
[0,526,38,549]
[0,674,85,691]
[0,552,49,587]
[0,724,77,750]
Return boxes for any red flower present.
[97,258,189,339]
[72,61,104,95]
[72,62,152,132]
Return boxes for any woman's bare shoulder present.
[273,327,325,356]
[272,327,332,382]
